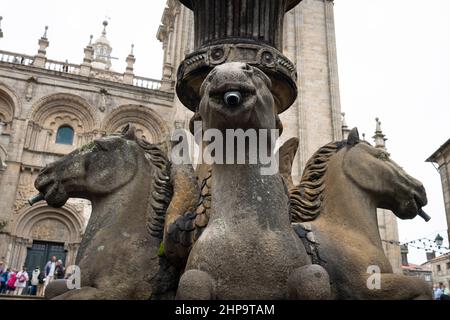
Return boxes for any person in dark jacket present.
[54,260,65,280]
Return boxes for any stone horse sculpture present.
[289,128,432,300]
[175,62,331,300]
[33,125,199,300]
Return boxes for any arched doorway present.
[8,203,84,270]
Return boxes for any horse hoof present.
[44,279,71,300]
[176,269,215,300]
[288,264,331,300]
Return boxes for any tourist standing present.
[54,260,65,280]
[44,256,57,292]
[434,285,443,300]
[14,266,29,296]
[0,267,9,294]
[29,266,41,296]
[6,269,17,294]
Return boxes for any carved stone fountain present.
[29,0,433,300]
[176,0,301,113]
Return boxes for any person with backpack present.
[14,266,29,296]
[29,266,42,296]
[6,269,17,294]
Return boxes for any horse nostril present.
[224,91,242,106]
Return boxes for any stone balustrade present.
[0,49,172,91]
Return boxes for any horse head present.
[34,125,144,207]
[342,128,427,220]
[195,62,283,133]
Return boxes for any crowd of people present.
[0,257,65,297]
[433,284,450,300]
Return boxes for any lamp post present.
[435,234,444,249]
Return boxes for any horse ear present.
[347,127,360,146]
[189,112,202,135]
[275,115,284,136]
[122,124,137,141]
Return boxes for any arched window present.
[55,125,74,145]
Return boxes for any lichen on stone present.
[80,141,96,153]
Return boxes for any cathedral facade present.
[0,0,401,274]
[0,22,175,270]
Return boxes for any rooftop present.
[426,138,450,163]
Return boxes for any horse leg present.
[287,264,331,300]
[363,273,432,300]
[176,269,215,300]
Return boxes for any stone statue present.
[28,0,432,301]
[288,128,432,299]
[32,125,198,300]
[174,62,331,300]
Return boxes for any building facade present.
[427,139,450,246]
[422,253,450,289]
[0,23,174,271]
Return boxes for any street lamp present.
[435,234,444,248]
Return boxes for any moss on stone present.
[80,141,96,152]
[157,241,165,257]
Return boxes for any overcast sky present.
[1,0,449,264]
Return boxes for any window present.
[437,264,442,272]
[55,125,74,145]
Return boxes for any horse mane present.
[290,140,346,222]
[133,138,173,240]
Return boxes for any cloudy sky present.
[1,0,449,264]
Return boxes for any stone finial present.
[124,44,136,85]
[89,35,93,46]
[33,26,50,67]
[102,20,108,35]
[373,117,387,149]
[341,112,351,140]
[43,25,48,39]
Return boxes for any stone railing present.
[133,76,164,90]
[0,49,173,92]
[45,59,81,74]
[0,50,34,66]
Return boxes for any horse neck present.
[319,153,382,245]
[211,163,290,228]
[89,156,152,230]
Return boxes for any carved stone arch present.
[29,93,99,133]
[26,93,99,152]
[8,203,85,269]
[12,203,84,244]
[102,104,170,144]
[0,83,21,133]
